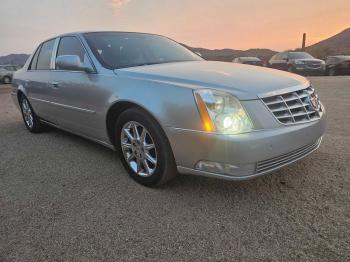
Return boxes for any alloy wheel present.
[120,121,157,177]
[21,98,34,129]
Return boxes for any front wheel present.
[115,108,177,186]
[19,95,45,133]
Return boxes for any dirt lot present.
[0,78,349,261]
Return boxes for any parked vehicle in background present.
[268,52,325,75]
[0,65,17,84]
[11,32,325,186]
[325,55,350,76]
[232,57,263,66]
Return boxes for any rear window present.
[29,45,42,70]
[36,39,55,70]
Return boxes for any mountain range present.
[0,27,349,65]
[306,27,350,58]
[0,54,30,66]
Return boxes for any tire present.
[115,108,177,186]
[328,68,336,76]
[3,76,11,84]
[19,95,46,133]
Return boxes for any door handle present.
[51,81,59,88]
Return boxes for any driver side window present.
[56,36,93,70]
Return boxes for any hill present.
[0,54,30,66]
[306,27,350,58]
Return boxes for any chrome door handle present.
[51,81,59,88]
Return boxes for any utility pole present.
[302,33,306,50]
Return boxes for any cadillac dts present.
[11,32,326,186]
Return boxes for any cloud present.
[110,0,130,13]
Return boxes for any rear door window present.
[36,39,55,70]
[29,45,42,70]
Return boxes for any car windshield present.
[288,52,314,59]
[84,32,203,69]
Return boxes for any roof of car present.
[56,31,162,38]
[38,31,167,46]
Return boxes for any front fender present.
[105,76,203,131]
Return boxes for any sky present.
[0,0,349,55]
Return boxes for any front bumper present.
[165,114,326,181]
[294,65,325,75]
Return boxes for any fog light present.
[195,160,256,177]
[195,161,224,174]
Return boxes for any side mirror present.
[56,55,94,73]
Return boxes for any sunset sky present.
[0,0,349,55]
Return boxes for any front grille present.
[261,86,322,124]
[304,61,322,69]
[305,61,321,65]
[256,139,321,173]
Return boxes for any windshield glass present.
[288,52,314,59]
[84,32,203,69]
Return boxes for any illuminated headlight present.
[295,60,305,64]
[194,89,253,134]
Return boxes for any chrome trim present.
[261,86,322,125]
[30,97,96,114]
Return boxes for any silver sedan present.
[11,32,326,186]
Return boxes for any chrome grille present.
[261,86,322,124]
[256,139,321,173]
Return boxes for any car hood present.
[115,61,309,100]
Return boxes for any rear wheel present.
[115,108,177,186]
[19,95,45,133]
[3,76,11,84]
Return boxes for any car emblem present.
[309,93,319,110]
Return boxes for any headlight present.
[194,89,253,134]
[295,60,305,64]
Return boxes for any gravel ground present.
[0,77,349,261]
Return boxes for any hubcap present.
[21,98,34,128]
[121,121,157,177]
